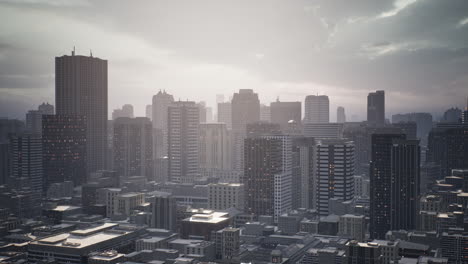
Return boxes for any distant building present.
[304,95,329,123]
[231,89,260,172]
[145,104,152,121]
[56,51,108,173]
[442,107,462,123]
[25,103,54,135]
[111,104,134,120]
[152,90,174,158]
[337,106,346,123]
[113,117,153,180]
[392,112,433,145]
[303,123,344,139]
[367,90,385,127]
[168,101,200,183]
[9,133,43,212]
[199,123,231,170]
[217,102,232,130]
[270,100,301,128]
[260,104,271,122]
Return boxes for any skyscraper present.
[304,95,329,123]
[292,137,316,209]
[145,104,152,121]
[55,51,108,174]
[316,139,355,216]
[152,90,174,158]
[390,139,420,231]
[217,102,232,130]
[9,133,43,213]
[369,131,406,239]
[367,90,385,126]
[42,114,87,188]
[244,134,292,222]
[199,123,231,170]
[337,106,346,123]
[231,89,260,172]
[168,101,199,183]
[113,117,153,180]
[231,89,260,130]
[270,100,301,128]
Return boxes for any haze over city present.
[1,0,468,120]
[0,1,468,264]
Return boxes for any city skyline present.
[1,1,468,120]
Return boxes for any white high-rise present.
[168,101,199,183]
[304,95,329,123]
[316,139,355,216]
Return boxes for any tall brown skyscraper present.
[55,50,108,175]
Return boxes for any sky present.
[0,0,467,121]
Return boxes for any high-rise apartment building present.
[270,100,301,128]
[367,90,385,126]
[304,95,329,123]
[199,123,231,170]
[337,106,346,123]
[55,51,108,174]
[152,90,174,158]
[113,117,153,180]
[42,114,87,188]
[303,123,344,139]
[244,135,292,222]
[168,101,199,183]
[316,139,355,216]
[112,104,134,120]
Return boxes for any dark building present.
[0,118,25,143]
[442,107,462,123]
[42,115,87,188]
[180,211,230,240]
[426,124,468,177]
[150,191,177,231]
[9,134,43,214]
[55,50,108,174]
[270,100,301,129]
[367,90,385,127]
[390,139,420,231]
[369,131,406,239]
[346,241,381,264]
[113,117,153,180]
[0,143,9,185]
[243,135,292,222]
[25,103,54,135]
[292,137,316,209]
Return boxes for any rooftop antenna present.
[72,46,75,56]
[90,49,93,57]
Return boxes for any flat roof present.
[51,205,81,212]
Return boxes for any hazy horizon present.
[1,0,468,120]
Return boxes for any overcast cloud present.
[0,0,467,120]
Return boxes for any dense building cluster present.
[0,51,467,263]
